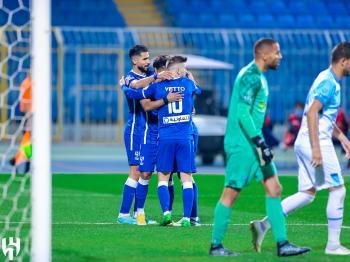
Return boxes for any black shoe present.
[23,161,31,173]
[277,241,311,257]
[209,244,240,256]
[9,157,16,166]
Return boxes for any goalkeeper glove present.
[252,136,273,164]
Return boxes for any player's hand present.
[341,140,350,159]
[167,92,183,103]
[311,146,322,167]
[252,136,273,164]
[186,70,195,81]
[157,71,173,80]
[119,76,125,86]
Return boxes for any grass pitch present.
[51,174,350,261]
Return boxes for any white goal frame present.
[31,0,52,261]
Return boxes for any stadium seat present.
[327,2,348,16]
[249,1,270,15]
[295,15,316,29]
[308,2,329,16]
[276,15,295,29]
[315,15,334,29]
[270,1,290,15]
[237,14,256,28]
[288,1,308,15]
[334,16,350,29]
[257,14,275,28]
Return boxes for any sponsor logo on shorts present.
[163,114,190,124]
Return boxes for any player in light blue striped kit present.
[251,42,350,255]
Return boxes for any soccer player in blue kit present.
[117,45,174,224]
[141,56,198,227]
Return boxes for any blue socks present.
[182,181,194,218]
[119,178,138,215]
[191,181,198,218]
[136,178,150,213]
[158,181,170,214]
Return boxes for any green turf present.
[51,174,350,262]
[1,174,350,261]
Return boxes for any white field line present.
[1,221,349,229]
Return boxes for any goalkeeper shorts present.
[224,144,277,189]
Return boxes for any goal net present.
[0,0,51,261]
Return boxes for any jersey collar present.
[329,68,341,83]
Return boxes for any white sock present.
[118,213,130,218]
[281,191,315,215]
[327,187,346,249]
[137,208,145,214]
[261,192,315,229]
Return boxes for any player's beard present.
[343,68,350,76]
[137,65,149,74]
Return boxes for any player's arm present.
[306,100,323,166]
[333,124,350,158]
[130,71,173,89]
[307,80,335,166]
[237,75,273,163]
[122,85,145,100]
[140,92,183,112]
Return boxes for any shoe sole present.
[249,222,261,253]
[279,248,311,257]
[325,250,350,255]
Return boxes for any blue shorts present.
[124,132,141,166]
[193,133,198,154]
[157,139,195,173]
[139,142,157,172]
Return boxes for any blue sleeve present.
[124,74,136,88]
[141,84,156,99]
[314,80,335,106]
[194,84,202,95]
[122,85,144,100]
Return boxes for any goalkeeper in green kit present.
[209,38,311,257]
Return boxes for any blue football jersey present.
[123,70,153,135]
[142,77,197,139]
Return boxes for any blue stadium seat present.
[218,14,237,28]
[288,1,308,15]
[327,2,348,16]
[249,1,270,15]
[257,14,275,28]
[295,15,316,29]
[270,1,290,15]
[276,15,295,29]
[237,14,256,28]
[315,15,334,29]
[307,2,329,16]
[334,16,350,29]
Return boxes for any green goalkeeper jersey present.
[224,61,269,149]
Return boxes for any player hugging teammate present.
[117,45,201,227]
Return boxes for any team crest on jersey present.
[125,75,134,86]
[258,101,266,111]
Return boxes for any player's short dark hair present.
[153,55,170,70]
[129,45,148,59]
[331,42,350,64]
[166,55,187,69]
[254,38,277,56]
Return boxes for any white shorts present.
[294,144,344,191]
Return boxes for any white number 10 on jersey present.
[168,101,183,114]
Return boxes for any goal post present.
[31,0,51,260]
